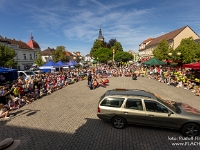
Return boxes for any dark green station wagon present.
[97,88,200,137]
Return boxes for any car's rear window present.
[100,97,125,108]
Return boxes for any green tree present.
[52,46,68,62]
[112,41,123,53]
[195,42,200,62]
[176,37,200,63]
[153,39,173,61]
[0,44,17,68]
[95,48,112,63]
[35,51,45,67]
[114,51,133,62]
[90,40,104,57]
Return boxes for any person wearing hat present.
[0,138,20,150]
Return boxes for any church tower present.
[97,29,104,41]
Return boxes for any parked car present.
[33,70,43,75]
[97,88,200,137]
[18,71,36,80]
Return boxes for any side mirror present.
[168,111,173,116]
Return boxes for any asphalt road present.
[0,77,200,150]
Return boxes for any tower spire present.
[97,29,104,41]
[30,33,33,40]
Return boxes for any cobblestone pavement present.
[0,77,200,150]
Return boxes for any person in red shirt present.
[18,85,24,98]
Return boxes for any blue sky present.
[0,0,200,55]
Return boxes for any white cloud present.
[91,0,112,12]
[1,0,200,55]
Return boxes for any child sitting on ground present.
[99,79,106,88]
[176,80,183,88]
[22,96,31,105]
[185,80,194,90]
[8,97,20,110]
[0,103,10,119]
[194,86,200,96]
[34,86,40,99]
[93,79,99,89]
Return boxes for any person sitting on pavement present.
[184,80,194,90]
[176,80,183,88]
[192,86,200,96]
[132,73,137,80]
[22,96,31,105]
[93,79,99,89]
[0,103,10,119]
[99,79,106,88]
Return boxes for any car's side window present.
[125,99,143,110]
[19,72,24,76]
[100,97,124,108]
[144,100,168,113]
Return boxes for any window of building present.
[30,54,32,60]
[23,54,26,60]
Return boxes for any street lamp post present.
[168,51,181,59]
[79,56,82,63]
[113,49,115,65]
[73,56,76,61]
[168,51,181,66]
[96,57,99,68]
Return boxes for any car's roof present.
[105,89,157,99]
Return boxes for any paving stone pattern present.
[0,77,200,150]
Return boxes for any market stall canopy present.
[67,60,77,66]
[56,61,68,67]
[142,58,167,66]
[39,60,61,69]
[0,67,18,81]
[183,62,200,69]
[92,60,97,63]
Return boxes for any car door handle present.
[148,114,154,117]
[123,112,128,114]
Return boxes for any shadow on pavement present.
[0,118,199,150]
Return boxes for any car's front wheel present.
[181,123,200,137]
[112,116,126,129]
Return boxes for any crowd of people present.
[0,64,200,119]
[141,66,200,96]
[0,70,88,119]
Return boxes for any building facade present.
[138,26,199,61]
[127,50,139,62]
[0,34,40,70]
[84,54,91,62]
[41,47,55,62]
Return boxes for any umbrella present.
[142,58,166,66]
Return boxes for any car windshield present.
[154,95,178,113]
[25,71,36,75]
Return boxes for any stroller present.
[132,73,137,80]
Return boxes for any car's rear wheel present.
[181,123,200,137]
[112,116,126,129]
